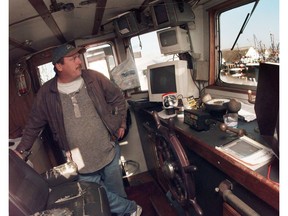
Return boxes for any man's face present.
[56,53,82,81]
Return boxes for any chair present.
[9,149,111,216]
[152,111,203,215]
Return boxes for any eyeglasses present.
[65,54,81,62]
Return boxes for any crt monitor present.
[150,0,195,29]
[147,60,198,102]
[157,26,191,55]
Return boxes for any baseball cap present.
[52,44,86,65]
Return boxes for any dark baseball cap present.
[52,44,86,65]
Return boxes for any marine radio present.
[184,109,211,131]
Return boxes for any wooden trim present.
[28,0,66,43]
[176,129,279,211]
[223,202,241,216]
[208,0,257,86]
[205,84,255,95]
[92,0,107,35]
[154,110,279,211]
[9,38,37,53]
[209,10,216,85]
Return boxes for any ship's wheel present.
[152,111,203,216]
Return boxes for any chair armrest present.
[31,207,73,216]
[41,161,79,187]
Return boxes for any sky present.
[220,0,279,50]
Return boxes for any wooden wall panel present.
[9,63,35,138]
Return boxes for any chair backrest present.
[9,149,49,215]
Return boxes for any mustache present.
[77,65,82,70]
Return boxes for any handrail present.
[217,180,260,216]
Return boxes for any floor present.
[124,172,181,216]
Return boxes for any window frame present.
[208,0,258,92]
[83,42,118,80]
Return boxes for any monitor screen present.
[118,16,130,31]
[159,30,177,47]
[157,26,190,55]
[150,65,177,94]
[113,11,140,37]
[153,2,169,25]
[147,60,198,102]
[150,0,195,29]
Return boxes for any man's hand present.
[13,149,23,159]
[117,127,125,139]
[13,149,30,161]
[66,151,73,162]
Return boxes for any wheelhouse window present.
[217,0,279,88]
[83,43,116,79]
[131,31,179,91]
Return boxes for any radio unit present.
[184,109,211,131]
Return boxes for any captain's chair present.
[9,149,111,216]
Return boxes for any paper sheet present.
[238,102,256,122]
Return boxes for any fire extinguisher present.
[14,63,28,96]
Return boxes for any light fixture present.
[24,40,32,46]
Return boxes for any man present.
[15,43,142,216]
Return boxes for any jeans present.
[79,144,137,216]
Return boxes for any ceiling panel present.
[103,0,146,21]
[51,5,97,40]
[9,0,147,63]
[9,0,39,24]
[9,16,61,61]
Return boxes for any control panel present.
[184,109,211,131]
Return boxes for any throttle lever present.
[219,123,246,137]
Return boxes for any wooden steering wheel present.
[152,111,203,215]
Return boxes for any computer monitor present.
[147,60,198,102]
[157,26,191,55]
[150,0,195,29]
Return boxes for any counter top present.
[147,108,279,211]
